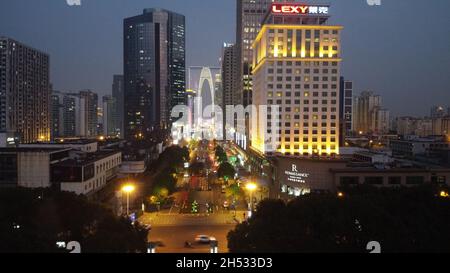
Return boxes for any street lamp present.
[245,183,258,215]
[122,184,135,216]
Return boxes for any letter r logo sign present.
[292,164,298,172]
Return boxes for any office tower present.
[353,91,390,135]
[0,37,50,143]
[102,95,117,137]
[78,90,98,137]
[251,3,341,156]
[222,43,239,108]
[237,0,301,107]
[339,77,353,143]
[112,75,124,138]
[124,9,186,139]
[51,92,63,139]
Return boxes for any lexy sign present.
[271,4,329,15]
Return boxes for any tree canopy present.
[228,185,450,253]
[0,188,148,253]
[218,162,236,182]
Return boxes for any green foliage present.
[227,185,450,253]
[215,145,228,164]
[0,188,148,253]
[225,183,245,201]
[153,167,177,194]
[218,162,236,182]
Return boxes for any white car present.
[195,235,216,244]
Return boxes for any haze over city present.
[0,0,449,116]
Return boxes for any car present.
[195,235,216,244]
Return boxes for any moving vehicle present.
[195,235,216,244]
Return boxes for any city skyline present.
[0,0,449,116]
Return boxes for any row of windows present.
[269,91,337,97]
[269,29,339,35]
[268,61,338,67]
[267,99,338,106]
[268,68,339,75]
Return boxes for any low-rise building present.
[52,150,121,195]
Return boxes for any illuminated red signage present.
[271,3,329,15]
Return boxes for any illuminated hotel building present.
[251,3,342,156]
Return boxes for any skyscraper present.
[236,0,300,107]
[112,75,124,138]
[102,95,118,137]
[353,91,390,135]
[339,77,353,143]
[251,3,341,156]
[0,37,50,143]
[222,43,239,108]
[124,9,186,140]
[79,90,98,137]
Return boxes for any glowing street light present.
[440,191,449,198]
[245,183,258,214]
[338,191,344,198]
[122,184,135,216]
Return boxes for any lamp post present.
[122,184,135,216]
[245,182,258,215]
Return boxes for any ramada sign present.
[272,3,329,15]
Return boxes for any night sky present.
[0,0,449,116]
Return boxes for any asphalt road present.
[148,225,235,253]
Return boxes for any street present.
[148,225,234,253]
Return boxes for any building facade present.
[124,9,186,139]
[353,91,390,135]
[0,37,51,143]
[102,95,118,137]
[251,3,342,156]
[339,78,353,143]
[112,75,124,138]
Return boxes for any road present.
[148,225,234,253]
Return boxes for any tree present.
[153,167,177,194]
[225,183,245,202]
[227,185,450,253]
[217,162,236,182]
[215,145,228,164]
[189,162,205,176]
[0,188,148,253]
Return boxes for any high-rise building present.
[237,0,302,107]
[51,91,99,138]
[102,95,118,137]
[79,90,98,137]
[51,92,63,140]
[0,37,50,143]
[124,9,186,139]
[339,77,353,143]
[112,75,124,138]
[353,91,390,135]
[431,106,446,119]
[251,3,341,156]
[396,116,433,137]
[222,43,239,108]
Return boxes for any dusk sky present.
[0,0,449,116]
